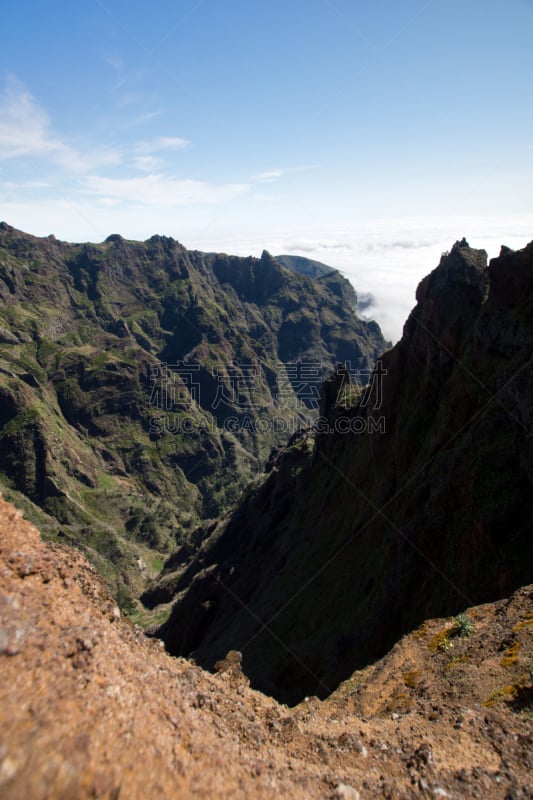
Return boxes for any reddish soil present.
[0,496,531,799]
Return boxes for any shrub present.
[454,613,475,638]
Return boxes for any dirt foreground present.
[0,495,531,799]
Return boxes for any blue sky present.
[1,0,532,338]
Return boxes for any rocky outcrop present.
[156,239,533,704]
[1,494,531,799]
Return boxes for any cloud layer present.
[85,174,249,206]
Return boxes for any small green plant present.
[429,627,454,652]
[454,613,475,638]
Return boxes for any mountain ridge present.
[274,253,337,279]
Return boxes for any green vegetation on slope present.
[0,223,387,610]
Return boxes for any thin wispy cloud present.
[284,239,353,253]
[0,78,246,212]
[114,90,145,108]
[252,164,320,183]
[0,78,71,162]
[0,78,122,172]
[365,239,435,252]
[129,110,164,127]
[101,53,124,72]
[84,173,249,206]
[132,154,162,172]
[2,181,51,190]
[135,135,190,153]
[252,169,285,182]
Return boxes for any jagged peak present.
[404,242,490,354]
[146,233,177,245]
[259,249,278,266]
[452,237,470,250]
[415,239,488,311]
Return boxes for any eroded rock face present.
[0,495,532,799]
[156,240,533,704]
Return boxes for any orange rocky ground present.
[0,494,531,799]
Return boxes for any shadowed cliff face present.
[0,222,386,605]
[156,239,533,705]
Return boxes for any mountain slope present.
[274,254,336,279]
[275,254,377,314]
[0,495,531,799]
[156,239,533,704]
[0,223,386,605]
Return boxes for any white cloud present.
[2,181,51,190]
[365,238,434,252]
[0,77,69,161]
[135,135,190,153]
[0,77,122,172]
[252,169,284,182]
[0,78,247,215]
[84,173,250,206]
[251,164,320,183]
[132,155,162,172]
[98,197,123,207]
[129,110,164,127]
[101,54,124,72]
[283,239,353,253]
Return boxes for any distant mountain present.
[275,254,378,315]
[155,238,533,704]
[0,223,387,608]
[274,254,336,279]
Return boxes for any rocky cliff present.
[0,223,386,607]
[155,239,533,704]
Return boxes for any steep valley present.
[0,222,386,610]
[152,238,533,704]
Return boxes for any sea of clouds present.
[5,206,530,344]
[210,215,532,343]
